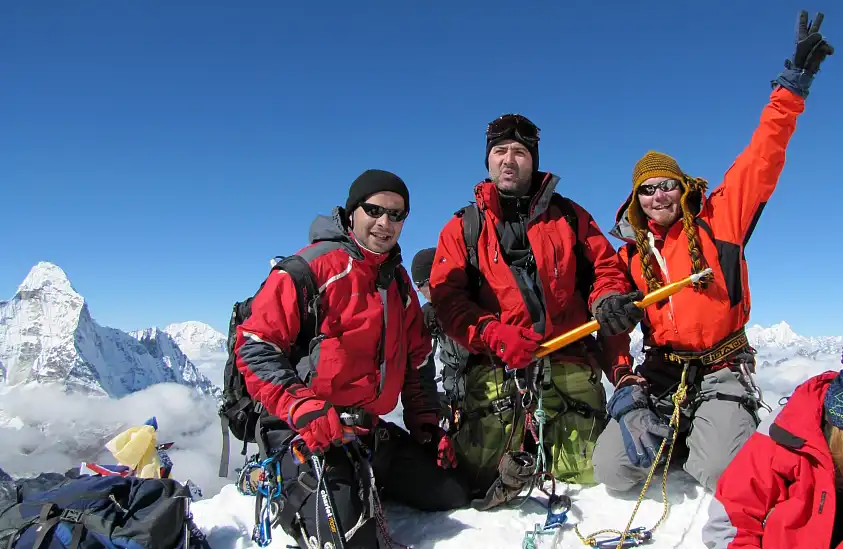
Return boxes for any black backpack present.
[0,474,205,549]
[218,255,321,477]
[458,193,595,306]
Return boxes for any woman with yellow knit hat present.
[592,10,834,494]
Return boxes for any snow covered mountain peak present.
[162,321,227,388]
[0,262,217,397]
[747,321,801,348]
[164,321,227,357]
[17,262,79,296]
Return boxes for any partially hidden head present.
[485,114,540,197]
[629,151,711,292]
[345,169,410,254]
[411,247,436,300]
[824,371,843,476]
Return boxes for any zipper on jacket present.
[819,490,827,514]
[552,246,558,279]
[377,288,388,396]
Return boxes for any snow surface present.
[0,318,839,548]
[0,262,217,397]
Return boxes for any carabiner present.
[543,494,571,530]
[592,527,653,548]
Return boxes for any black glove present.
[775,11,834,97]
[594,291,644,336]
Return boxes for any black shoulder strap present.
[461,202,482,271]
[395,270,410,306]
[553,194,579,239]
[553,195,596,308]
[273,255,321,348]
[458,203,484,297]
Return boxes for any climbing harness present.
[574,363,691,549]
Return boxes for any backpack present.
[0,475,205,549]
[218,255,321,477]
[458,193,595,311]
[217,254,412,476]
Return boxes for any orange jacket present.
[431,173,634,383]
[609,88,805,352]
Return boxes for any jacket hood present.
[608,187,707,244]
[769,371,838,457]
[474,171,560,223]
[309,206,355,247]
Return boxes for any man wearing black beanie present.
[235,169,469,548]
[344,169,411,254]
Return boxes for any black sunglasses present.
[360,202,408,222]
[637,179,682,196]
[486,114,540,145]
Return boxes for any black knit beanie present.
[345,169,410,214]
[411,247,437,285]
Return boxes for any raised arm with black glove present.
[775,10,834,97]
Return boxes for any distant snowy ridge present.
[128,327,219,397]
[163,321,227,358]
[161,321,227,388]
[0,262,217,398]
[628,320,841,367]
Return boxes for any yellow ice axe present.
[535,268,713,359]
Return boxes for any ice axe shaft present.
[535,268,712,359]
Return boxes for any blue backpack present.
[0,474,207,549]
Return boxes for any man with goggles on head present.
[234,169,469,548]
[429,113,643,499]
[595,10,834,495]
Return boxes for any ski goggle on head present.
[360,202,408,222]
[486,114,541,145]
[637,178,682,196]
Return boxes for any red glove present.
[437,434,457,469]
[411,424,457,469]
[480,321,542,369]
[287,394,356,453]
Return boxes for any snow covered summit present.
[0,262,217,397]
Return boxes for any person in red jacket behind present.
[234,169,469,549]
[702,366,843,549]
[429,113,643,500]
[594,11,833,495]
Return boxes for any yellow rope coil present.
[574,365,690,549]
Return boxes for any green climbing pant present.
[451,359,607,496]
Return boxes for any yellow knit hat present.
[628,151,686,231]
[627,151,711,291]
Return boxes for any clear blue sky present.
[2,1,841,338]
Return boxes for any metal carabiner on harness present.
[739,362,773,413]
[543,494,571,530]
